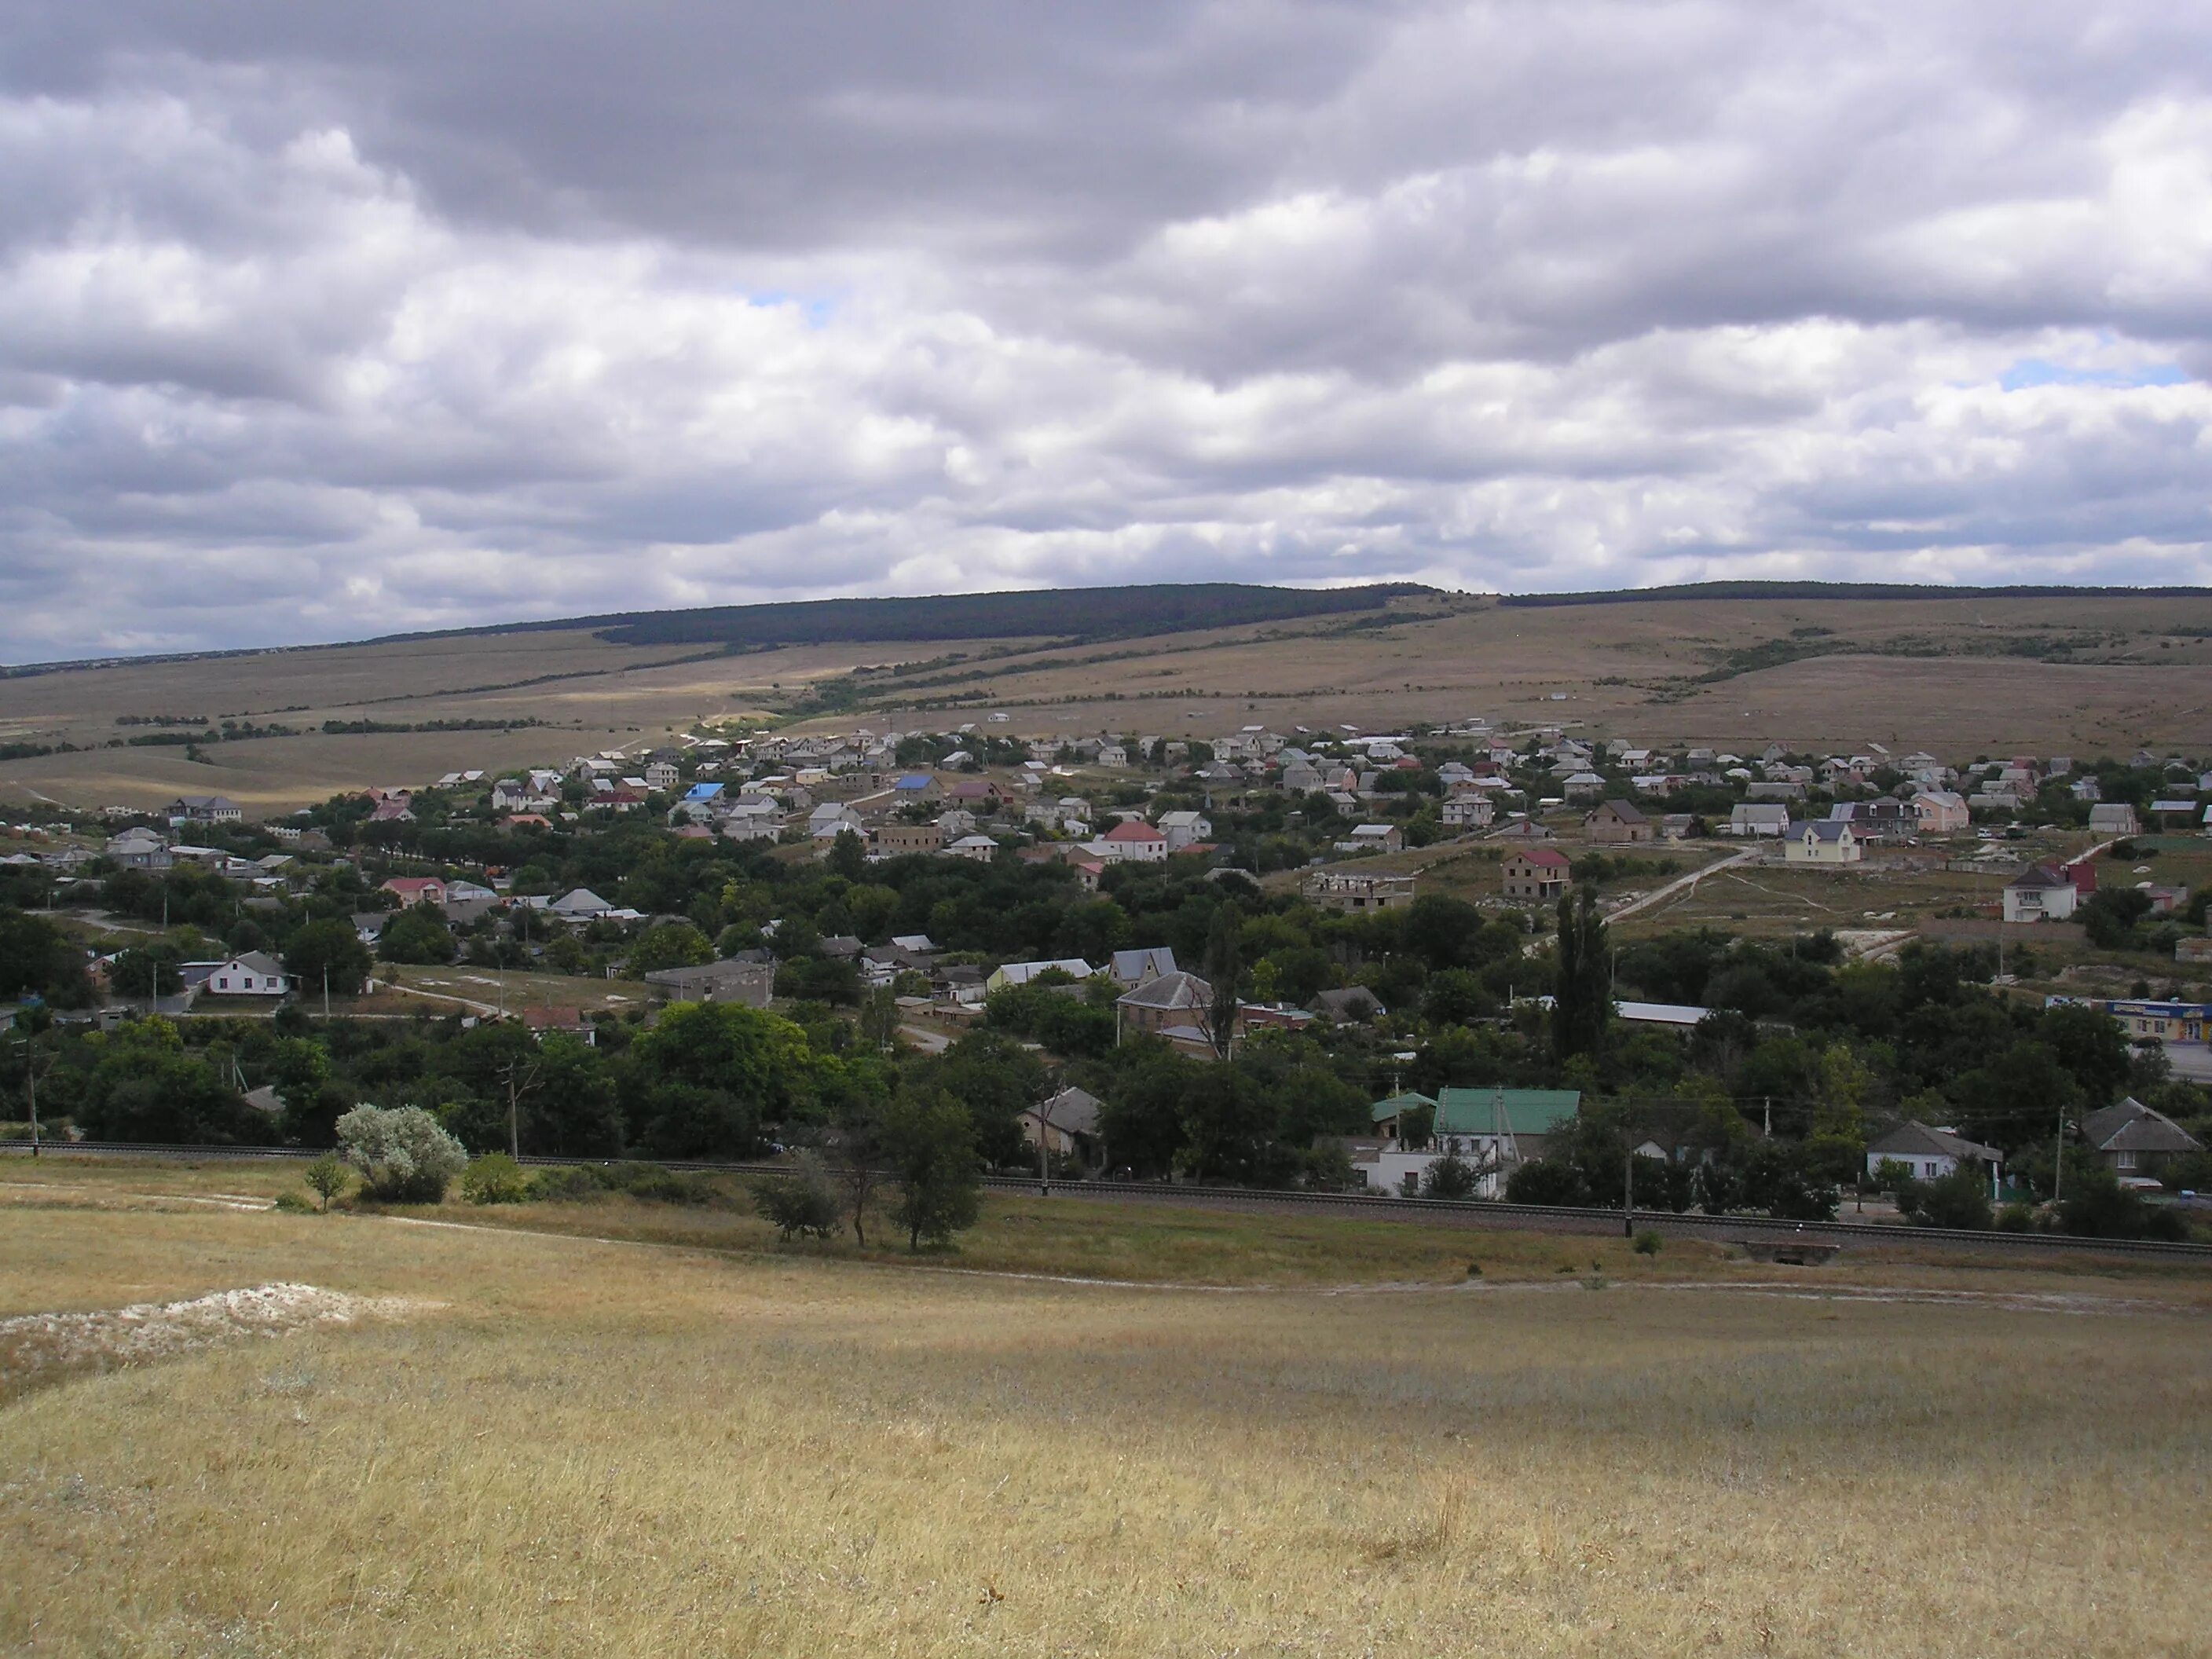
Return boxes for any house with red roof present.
[1095,819,1169,863]
[380,877,448,907]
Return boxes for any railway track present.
[9,1139,2209,1262]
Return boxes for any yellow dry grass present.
[2,1183,2210,1657]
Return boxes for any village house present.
[1864,1122,2001,1184]
[1109,947,1178,986]
[1501,847,1571,901]
[2001,863,2087,922]
[1367,1087,1582,1197]
[986,958,1097,994]
[1584,799,1654,844]
[1017,1086,1105,1168]
[381,876,447,907]
[1783,820,1861,864]
[641,958,775,1009]
[2088,803,2141,837]
[1115,969,1216,1046]
[1441,797,1495,830]
[1337,823,1404,855]
[948,833,1000,862]
[2080,1097,2203,1181]
[870,820,945,857]
[1156,810,1212,851]
[1095,819,1169,862]
[105,828,172,870]
[644,760,681,792]
[1911,790,1971,835]
[181,952,290,998]
[167,794,244,825]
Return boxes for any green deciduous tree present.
[1551,887,1612,1061]
[881,1090,981,1251]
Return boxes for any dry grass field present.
[2,1161,2210,1657]
[6,589,2212,812]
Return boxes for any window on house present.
[2116,1151,2137,1170]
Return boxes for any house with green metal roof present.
[1366,1086,1581,1197]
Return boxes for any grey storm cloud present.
[2,0,2211,657]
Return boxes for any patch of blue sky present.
[1999,357,2190,392]
[747,290,838,328]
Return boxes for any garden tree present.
[1230,1031,1367,1148]
[815,898,855,938]
[1198,901,1243,1062]
[1087,1039,1195,1177]
[0,907,93,1006]
[1179,1064,1289,1185]
[283,925,373,999]
[1420,1149,1481,1199]
[632,921,712,976]
[844,883,902,942]
[526,1033,624,1157]
[981,980,1115,1058]
[109,943,184,998]
[75,1017,268,1144]
[1056,896,1131,964]
[1420,968,1493,1027]
[1895,1161,1994,1230]
[825,828,869,882]
[880,1089,982,1251]
[905,1030,1048,1168]
[858,986,899,1053]
[774,954,860,1005]
[1805,1042,1874,1184]
[2039,1002,2135,1107]
[335,1104,469,1203]
[2056,1164,2187,1241]
[1551,887,1612,1061]
[2079,888,2153,949]
[378,905,456,965]
[629,999,819,1144]
[268,1037,331,1120]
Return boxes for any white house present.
[1729,804,1790,837]
[1094,819,1170,862]
[1865,1122,2001,1184]
[985,958,1096,994]
[185,952,289,998]
[1441,797,1495,830]
[1783,819,1861,864]
[550,887,616,920]
[1156,810,1213,851]
[2002,864,2082,923]
[2088,804,2141,837]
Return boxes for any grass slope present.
[2,1181,2208,1657]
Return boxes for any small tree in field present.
[753,1155,840,1241]
[881,1090,981,1251]
[336,1104,469,1203]
[303,1152,350,1213]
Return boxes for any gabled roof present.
[1866,1121,2001,1163]
[2081,1097,2204,1155]
[1031,1086,1103,1137]
[1592,799,1648,822]
[2008,863,2070,890]
[1103,819,1166,841]
[1311,985,1386,1020]
[1507,846,1571,868]
[1789,819,1851,841]
[1111,946,1177,982]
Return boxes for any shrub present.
[336,1104,469,1203]
[272,1189,316,1214]
[302,1152,350,1213]
[753,1159,840,1241]
[1903,1163,1994,1231]
[1994,1202,2036,1232]
[461,1152,533,1205]
[1632,1229,1663,1255]
[1421,1152,1481,1200]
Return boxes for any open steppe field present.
[4,1160,2210,1657]
[6,588,2212,812]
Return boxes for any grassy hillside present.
[2,1173,2208,1657]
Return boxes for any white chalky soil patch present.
[1,1284,423,1393]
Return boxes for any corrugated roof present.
[1434,1087,1581,1136]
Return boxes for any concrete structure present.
[1501,847,1571,901]
[1584,800,1654,844]
[1302,871,1417,914]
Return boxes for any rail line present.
[8,1139,2209,1262]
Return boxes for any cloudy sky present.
[4,1,2210,660]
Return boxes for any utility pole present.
[2053,1104,2067,1204]
[322,963,330,1020]
[1623,1145,1635,1238]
